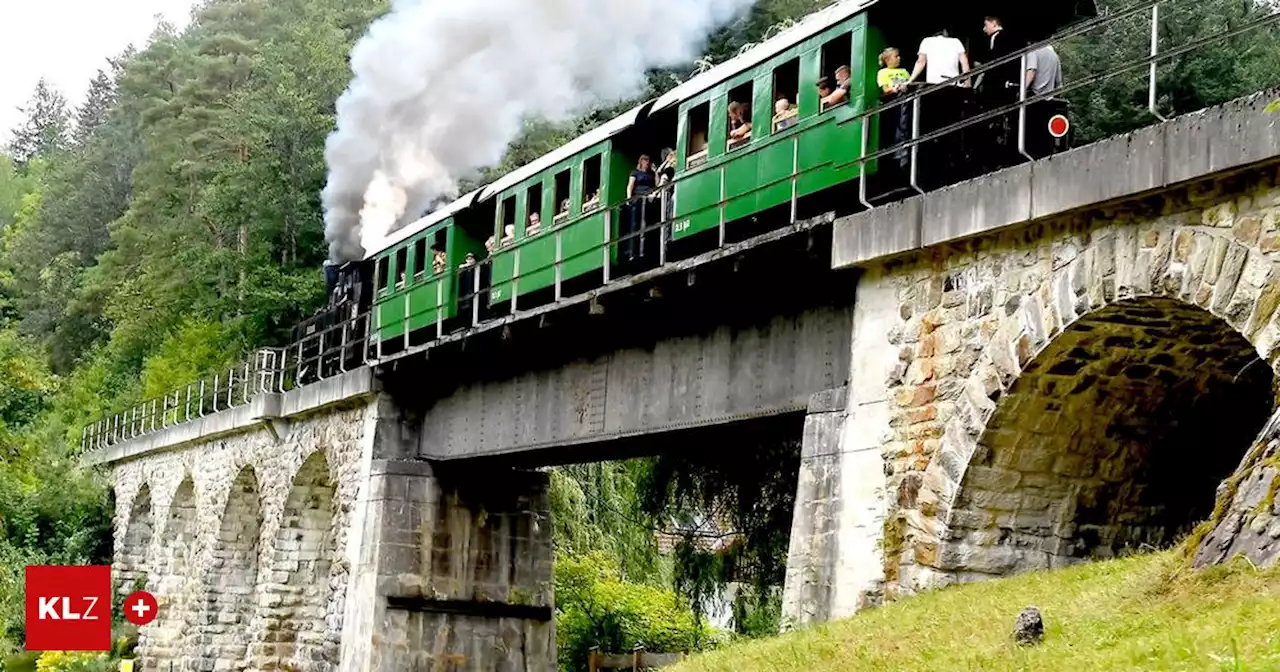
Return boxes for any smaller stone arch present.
[190,466,263,671]
[249,451,341,671]
[138,477,196,669]
[116,484,153,597]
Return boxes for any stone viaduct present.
[85,91,1280,670]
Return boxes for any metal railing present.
[81,348,287,452]
[79,0,1280,451]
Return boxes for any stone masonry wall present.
[856,164,1280,598]
[111,403,370,672]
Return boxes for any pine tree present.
[73,70,116,146]
[6,80,69,169]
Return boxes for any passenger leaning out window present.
[501,224,515,246]
[527,212,542,235]
[773,98,798,130]
[822,65,853,110]
[728,101,752,147]
[432,249,446,274]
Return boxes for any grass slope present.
[674,551,1280,671]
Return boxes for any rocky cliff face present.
[1193,408,1280,569]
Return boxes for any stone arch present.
[192,466,263,670]
[249,451,340,671]
[899,214,1280,591]
[138,477,197,669]
[117,484,153,597]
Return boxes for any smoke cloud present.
[322,0,755,263]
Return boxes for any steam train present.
[293,0,1094,376]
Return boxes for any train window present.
[772,58,800,133]
[431,230,447,274]
[525,183,543,236]
[375,257,388,293]
[553,169,571,223]
[820,33,853,112]
[726,81,753,151]
[394,247,407,288]
[500,196,516,246]
[686,102,710,168]
[412,238,427,278]
[582,156,602,212]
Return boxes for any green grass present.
[673,551,1280,671]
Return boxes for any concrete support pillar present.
[338,459,553,671]
[780,271,897,629]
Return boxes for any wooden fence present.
[588,646,686,671]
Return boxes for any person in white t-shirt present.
[907,29,971,87]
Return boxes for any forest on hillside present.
[0,0,1276,668]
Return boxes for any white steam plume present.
[322,0,755,263]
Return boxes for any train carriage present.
[661,5,884,243]
[368,189,485,351]
[481,106,650,309]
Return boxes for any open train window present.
[431,229,447,274]
[393,247,407,288]
[726,81,754,151]
[772,58,800,132]
[375,257,388,293]
[686,102,710,168]
[500,196,516,246]
[820,33,853,112]
[412,237,427,278]
[525,183,543,236]
[553,169,571,223]
[582,156,602,212]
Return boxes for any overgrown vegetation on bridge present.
[0,0,1278,666]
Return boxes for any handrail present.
[78,0,1280,451]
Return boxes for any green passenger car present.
[657,8,882,242]
[482,106,648,308]
[368,191,484,348]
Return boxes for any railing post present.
[242,362,251,404]
[151,399,158,432]
[1018,51,1033,161]
[602,209,612,284]
[436,281,445,339]
[226,367,234,408]
[403,290,411,353]
[212,375,220,413]
[1148,2,1166,121]
[858,113,873,209]
[909,95,924,194]
[472,265,482,327]
[659,188,670,266]
[554,229,563,302]
[339,321,349,373]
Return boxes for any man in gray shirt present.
[1025,45,1063,97]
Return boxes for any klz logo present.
[25,565,111,651]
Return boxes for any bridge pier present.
[341,460,553,672]
[781,271,898,629]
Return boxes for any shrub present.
[555,552,721,671]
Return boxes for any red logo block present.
[24,565,112,651]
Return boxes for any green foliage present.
[549,462,668,584]
[639,428,801,635]
[555,552,720,672]
[1057,0,1280,144]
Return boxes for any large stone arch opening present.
[117,484,153,597]
[139,477,196,669]
[192,466,262,670]
[938,298,1274,580]
[249,451,339,671]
